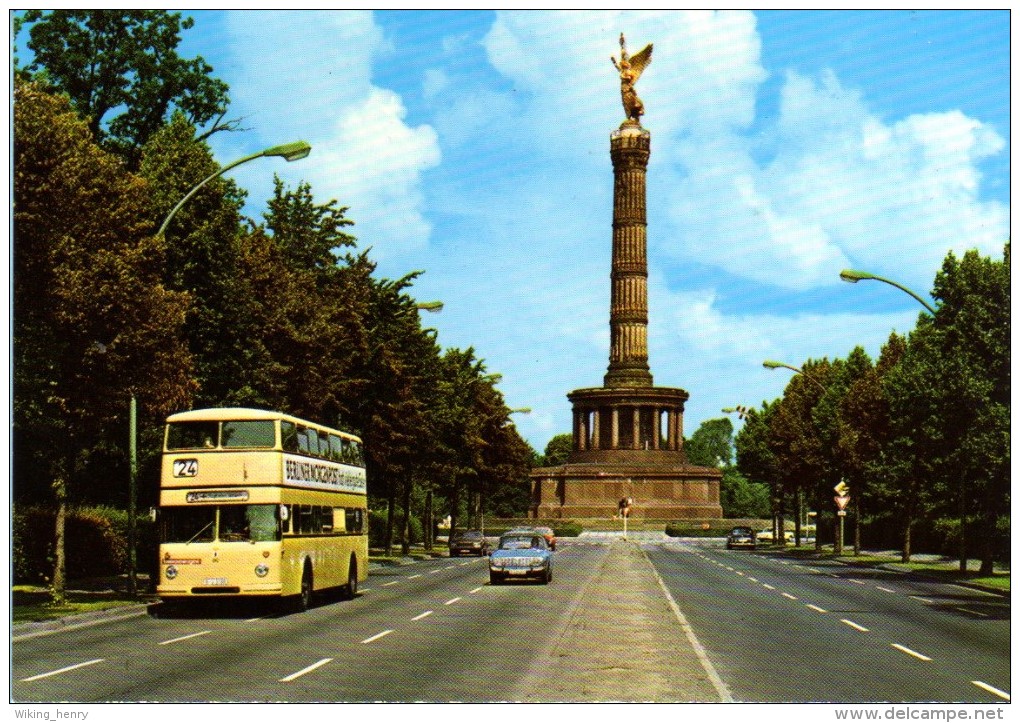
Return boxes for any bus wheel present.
[296,564,313,612]
[343,557,358,600]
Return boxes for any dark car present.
[449,529,490,557]
[489,532,553,584]
[726,526,757,550]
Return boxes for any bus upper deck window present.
[221,420,275,448]
[167,421,219,450]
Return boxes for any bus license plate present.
[203,577,228,586]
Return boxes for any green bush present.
[12,505,154,584]
[552,522,582,538]
[368,509,423,548]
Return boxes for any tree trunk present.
[51,486,67,605]
[424,488,434,552]
[958,477,967,572]
[384,493,396,557]
[400,477,412,556]
[853,495,861,556]
[901,498,913,563]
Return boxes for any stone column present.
[604,122,653,388]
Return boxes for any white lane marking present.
[735,571,745,576]
[361,630,395,644]
[841,619,870,632]
[972,681,1010,701]
[747,577,759,583]
[848,579,866,585]
[954,607,988,617]
[891,644,932,661]
[876,586,896,593]
[806,604,828,613]
[444,597,462,605]
[412,611,434,621]
[21,658,105,682]
[443,565,456,570]
[645,551,733,702]
[469,586,484,594]
[408,574,422,579]
[781,593,798,600]
[909,596,935,604]
[159,630,211,645]
[382,581,399,587]
[429,569,442,575]
[244,617,264,623]
[762,583,776,590]
[279,658,333,682]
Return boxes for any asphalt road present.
[13,543,613,702]
[12,536,1010,704]
[645,537,1011,703]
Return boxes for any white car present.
[756,528,795,544]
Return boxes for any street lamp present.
[839,269,937,315]
[763,360,827,393]
[157,140,312,237]
[121,141,312,593]
[722,406,753,419]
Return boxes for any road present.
[647,537,1011,703]
[12,535,1011,703]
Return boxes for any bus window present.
[318,432,331,458]
[160,506,217,543]
[352,441,365,467]
[296,427,310,454]
[332,508,346,533]
[305,429,320,457]
[281,422,299,452]
[167,421,219,450]
[221,420,276,449]
[345,508,364,534]
[247,505,280,542]
[329,434,344,462]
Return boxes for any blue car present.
[489,532,553,585]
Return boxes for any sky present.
[152,11,1008,451]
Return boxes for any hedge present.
[12,505,158,585]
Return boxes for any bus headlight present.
[254,563,269,578]
[165,565,178,580]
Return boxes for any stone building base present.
[529,462,723,520]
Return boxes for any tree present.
[19,10,233,168]
[14,82,194,601]
[685,417,734,467]
[541,434,574,467]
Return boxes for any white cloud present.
[215,10,441,258]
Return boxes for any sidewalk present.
[515,538,730,702]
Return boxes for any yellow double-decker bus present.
[156,408,368,612]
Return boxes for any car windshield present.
[457,531,482,539]
[500,536,540,550]
[731,527,753,535]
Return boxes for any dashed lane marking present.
[782,593,798,600]
[762,583,776,590]
[382,581,399,587]
[408,574,422,579]
[361,630,394,644]
[876,586,896,593]
[21,659,105,682]
[841,619,870,632]
[891,644,932,661]
[159,631,211,646]
[954,607,989,617]
[909,596,935,604]
[972,681,1010,701]
[411,611,433,621]
[469,586,484,594]
[806,604,828,613]
[279,658,332,682]
[444,597,462,605]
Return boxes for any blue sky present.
[83,11,1019,451]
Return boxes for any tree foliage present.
[19,10,233,167]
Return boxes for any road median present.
[517,539,730,702]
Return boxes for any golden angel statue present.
[611,33,653,122]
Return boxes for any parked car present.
[533,525,557,551]
[726,526,757,550]
[756,528,795,544]
[449,529,491,557]
[489,532,553,584]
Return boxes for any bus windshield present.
[161,505,281,543]
[166,420,276,450]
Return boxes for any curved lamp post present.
[839,269,937,315]
[158,140,312,237]
[122,141,312,594]
[763,360,827,393]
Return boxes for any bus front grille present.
[191,586,242,595]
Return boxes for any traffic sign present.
[834,481,849,496]
[835,495,850,511]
